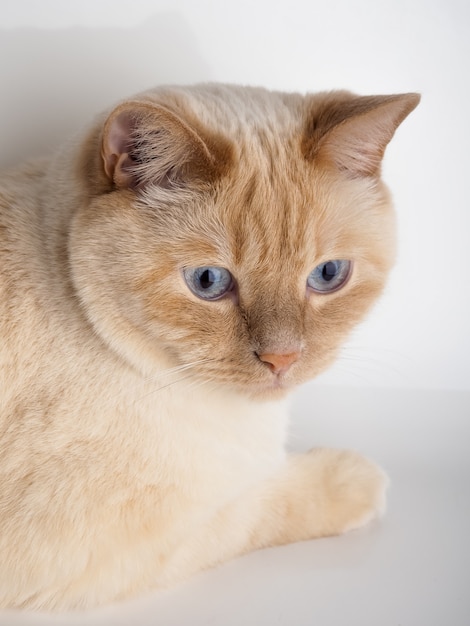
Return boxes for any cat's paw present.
[307,447,389,535]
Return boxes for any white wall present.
[1,0,469,391]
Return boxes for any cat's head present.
[69,84,419,399]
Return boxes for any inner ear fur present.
[303,92,421,177]
[101,100,231,190]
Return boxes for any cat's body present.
[0,84,419,610]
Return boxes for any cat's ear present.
[304,93,420,177]
[101,101,230,189]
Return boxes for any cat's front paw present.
[307,448,389,535]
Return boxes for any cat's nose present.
[257,351,301,375]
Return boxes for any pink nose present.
[257,351,300,375]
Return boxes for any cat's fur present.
[0,84,419,610]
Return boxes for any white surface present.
[1,0,469,391]
[1,386,469,625]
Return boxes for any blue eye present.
[307,260,352,293]
[183,266,234,300]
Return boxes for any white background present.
[1,0,469,392]
[1,3,469,625]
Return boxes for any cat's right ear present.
[101,101,231,190]
[303,92,421,177]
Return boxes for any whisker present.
[330,344,417,385]
[141,359,210,384]
[138,372,199,402]
[339,344,417,368]
[187,379,220,396]
[137,357,223,402]
[328,363,379,385]
[185,379,210,394]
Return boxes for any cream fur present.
[0,84,419,610]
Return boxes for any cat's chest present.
[120,382,289,494]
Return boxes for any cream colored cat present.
[0,84,419,610]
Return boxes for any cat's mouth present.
[243,367,299,399]
[167,351,301,400]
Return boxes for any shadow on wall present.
[0,13,211,168]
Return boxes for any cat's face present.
[70,85,418,399]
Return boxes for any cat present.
[0,83,419,611]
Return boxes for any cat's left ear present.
[305,92,421,177]
[101,101,231,189]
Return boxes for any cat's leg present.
[253,448,388,542]
[162,448,387,583]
